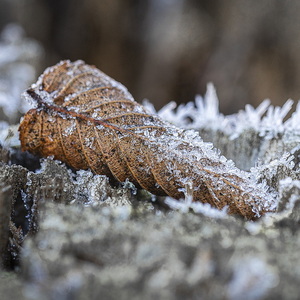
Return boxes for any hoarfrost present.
[250,152,297,195]
[277,177,300,218]
[259,99,294,139]
[229,100,271,139]
[285,101,300,132]
[142,84,300,217]
[165,197,228,219]
[4,52,300,220]
[63,121,76,137]
[2,48,300,300]
[143,83,224,129]
[72,169,134,207]
[227,256,278,300]
[149,84,300,140]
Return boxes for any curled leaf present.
[19,60,276,220]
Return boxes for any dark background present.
[1,0,300,113]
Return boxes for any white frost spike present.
[150,85,297,140]
[150,83,226,130]
[156,101,178,123]
[260,99,294,138]
[285,100,300,132]
[165,196,228,219]
[199,82,220,120]
[189,82,224,130]
[229,100,271,139]
[155,101,196,127]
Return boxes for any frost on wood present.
[146,83,300,171]
[20,201,300,300]
[0,156,139,267]
[1,60,300,299]
[19,60,278,220]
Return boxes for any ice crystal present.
[229,100,271,139]
[259,100,293,138]
[149,84,300,140]
[143,84,300,217]
[275,177,300,218]
[285,101,300,132]
[165,196,229,219]
[143,83,225,129]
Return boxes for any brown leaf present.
[19,60,276,220]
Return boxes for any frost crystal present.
[259,100,293,138]
[144,83,224,129]
[165,196,228,219]
[142,84,300,217]
[150,84,300,140]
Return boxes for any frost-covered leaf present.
[19,60,277,220]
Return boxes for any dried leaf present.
[19,60,276,220]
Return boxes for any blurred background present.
[1,0,300,117]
